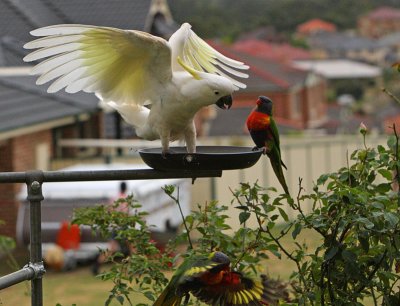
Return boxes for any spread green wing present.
[191,272,289,306]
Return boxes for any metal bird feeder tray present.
[139,146,262,171]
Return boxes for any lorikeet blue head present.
[209,251,231,265]
[256,96,273,115]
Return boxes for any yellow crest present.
[177,56,202,80]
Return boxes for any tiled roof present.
[0,0,152,41]
[233,39,311,62]
[0,37,27,66]
[0,74,98,133]
[211,42,309,92]
[297,19,337,34]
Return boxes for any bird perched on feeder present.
[154,251,289,306]
[23,23,249,155]
[246,96,289,195]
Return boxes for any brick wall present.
[0,140,17,237]
[0,130,52,238]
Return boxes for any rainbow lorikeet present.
[246,96,289,195]
[153,251,289,306]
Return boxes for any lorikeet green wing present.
[268,117,289,194]
[154,252,290,306]
[153,252,230,306]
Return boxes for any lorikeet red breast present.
[246,96,289,195]
[153,251,289,306]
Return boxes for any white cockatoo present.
[23,23,249,154]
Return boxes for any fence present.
[0,168,222,306]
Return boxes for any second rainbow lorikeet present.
[246,96,289,195]
[153,251,289,306]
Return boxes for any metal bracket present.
[24,262,46,279]
[26,171,44,202]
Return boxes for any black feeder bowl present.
[139,146,263,171]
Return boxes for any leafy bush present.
[73,129,400,306]
[73,196,172,305]
[0,220,17,270]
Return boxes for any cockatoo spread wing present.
[169,23,249,89]
[23,24,172,105]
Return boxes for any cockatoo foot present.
[162,149,176,159]
[162,151,170,159]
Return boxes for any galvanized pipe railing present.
[0,168,222,306]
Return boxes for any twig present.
[355,250,388,294]
[166,186,194,249]
[232,229,261,268]
[393,123,400,209]
[382,88,400,105]
[296,178,325,237]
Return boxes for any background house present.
[204,43,327,136]
[307,32,386,65]
[0,0,177,238]
[358,6,400,38]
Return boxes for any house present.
[358,6,400,38]
[307,32,387,65]
[204,43,328,136]
[296,18,337,38]
[0,0,176,238]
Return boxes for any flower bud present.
[359,122,367,135]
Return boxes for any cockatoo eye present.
[214,90,220,95]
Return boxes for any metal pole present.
[26,171,46,306]
[0,266,35,290]
[0,169,222,183]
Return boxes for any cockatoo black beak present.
[216,95,233,109]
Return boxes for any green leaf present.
[144,290,155,301]
[324,245,339,261]
[162,185,175,196]
[384,212,399,227]
[376,183,391,193]
[317,174,329,185]
[292,223,302,240]
[377,145,386,153]
[116,295,124,305]
[355,217,375,229]
[358,232,369,252]
[278,207,289,222]
[378,169,392,181]
[239,212,251,224]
